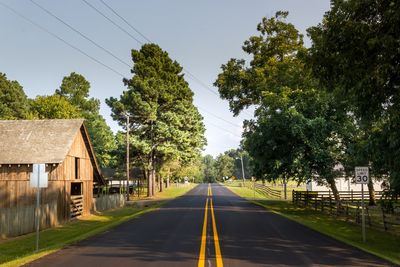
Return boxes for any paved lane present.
[211,183,394,266]
[27,185,209,267]
[26,183,394,267]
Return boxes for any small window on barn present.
[74,157,80,179]
[71,182,82,195]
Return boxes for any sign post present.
[355,166,369,243]
[30,164,48,251]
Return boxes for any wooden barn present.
[0,119,105,238]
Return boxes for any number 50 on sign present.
[355,166,369,184]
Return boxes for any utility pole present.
[125,114,130,201]
[240,155,245,184]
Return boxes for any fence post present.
[381,206,388,231]
[314,194,318,210]
[292,190,295,205]
[321,195,324,212]
[356,202,360,224]
[305,190,309,207]
[366,206,371,227]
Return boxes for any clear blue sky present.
[0,0,330,157]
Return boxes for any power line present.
[83,0,250,134]
[91,1,253,117]
[30,0,131,68]
[86,1,223,97]
[99,0,151,43]
[0,1,126,78]
[204,119,242,138]
[81,0,143,45]
[197,106,241,128]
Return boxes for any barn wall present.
[0,126,97,238]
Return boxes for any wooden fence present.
[1,194,126,239]
[0,201,60,238]
[293,190,400,234]
[244,182,282,199]
[93,194,125,212]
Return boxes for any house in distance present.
[0,119,105,238]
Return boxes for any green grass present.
[152,183,196,199]
[225,184,400,265]
[129,183,196,200]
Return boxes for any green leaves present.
[107,43,206,191]
[308,0,400,193]
[0,73,31,119]
[215,11,350,199]
[30,95,82,119]
[215,11,312,116]
[56,72,100,115]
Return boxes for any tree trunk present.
[147,169,153,197]
[151,168,156,196]
[283,176,287,200]
[326,177,340,202]
[160,176,164,192]
[367,177,376,206]
[166,177,170,188]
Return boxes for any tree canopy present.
[215,11,352,200]
[0,73,31,119]
[31,94,82,119]
[107,43,206,196]
[308,0,400,194]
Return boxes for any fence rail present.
[293,190,400,234]
[244,182,282,199]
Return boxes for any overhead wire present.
[203,118,242,138]
[0,1,126,78]
[30,0,131,68]
[87,0,245,128]
[98,0,151,43]
[1,0,249,137]
[81,0,143,45]
[95,0,227,99]
[96,0,253,117]
[197,106,242,128]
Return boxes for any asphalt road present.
[26,183,394,267]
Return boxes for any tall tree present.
[30,95,82,119]
[215,153,235,181]
[308,0,400,194]
[0,72,31,119]
[56,72,116,167]
[56,72,100,114]
[215,12,349,200]
[107,44,206,197]
[202,155,217,183]
[215,11,312,115]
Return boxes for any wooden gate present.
[70,195,83,218]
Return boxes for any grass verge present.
[153,183,196,199]
[129,183,196,200]
[225,183,400,265]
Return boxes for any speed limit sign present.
[355,167,369,184]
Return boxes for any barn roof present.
[0,119,104,184]
[0,119,85,164]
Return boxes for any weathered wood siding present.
[93,194,125,212]
[0,127,96,238]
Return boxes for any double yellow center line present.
[198,184,223,267]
